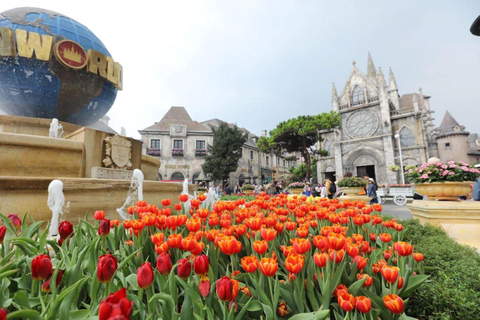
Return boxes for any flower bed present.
[288,182,305,189]
[0,196,427,319]
[405,161,479,183]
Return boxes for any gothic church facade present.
[317,54,438,185]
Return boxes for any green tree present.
[257,112,340,181]
[203,123,248,184]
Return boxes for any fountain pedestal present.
[0,115,192,222]
[408,200,480,250]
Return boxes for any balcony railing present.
[195,149,206,157]
[172,148,184,157]
[339,96,379,110]
[390,107,414,116]
[147,148,161,157]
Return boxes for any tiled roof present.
[141,107,212,132]
[435,111,468,137]
[398,93,429,109]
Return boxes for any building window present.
[266,156,269,166]
[351,85,364,105]
[173,140,183,149]
[445,142,450,147]
[240,148,243,157]
[283,160,286,167]
[196,140,205,150]
[150,139,160,149]
[250,150,254,160]
[277,158,280,165]
[399,127,414,147]
[323,139,333,156]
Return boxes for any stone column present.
[334,142,343,178]
[383,136,397,184]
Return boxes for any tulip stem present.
[138,288,144,302]
[38,282,46,312]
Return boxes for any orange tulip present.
[167,234,182,248]
[161,199,171,206]
[337,290,355,312]
[357,273,373,287]
[313,252,328,268]
[379,233,392,243]
[241,255,259,273]
[383,294,404,314]
[150,233,165,245]
[394,242,414,257]
[326,233,346,251]
[253,240,268,255]
[284,254,304,274]
[259,257,278,277]
[413,252,424,262]
[292,238,311,255]
[261,228,277,241]
[218,236,242,255]
[355,296,372,313]
[186,218,201,232]
[381,266,400,284]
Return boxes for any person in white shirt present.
[320,183,327,198]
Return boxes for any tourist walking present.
[367,178,378,204]
[320,183,326,198]
[474,177,480,201]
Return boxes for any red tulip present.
[284,254,304,274]
[174,203,182,211]
[355,296,372,313]
[98,219,111,236]
[41,270,64,292]
[0,226,6,244]
[58,221,74,239]
[216,276,238,301]
[97,254,117,283]
[156,252,172,275]
[0,308,7,320]
[31,254,53,281]
[326,233,346,251]
[383,294,404,314]
[161,199,171,206]
[179,194,189,202]
[193,255,210,277]
[252,240,268,255]
[98,288,133,320]
[7,214,21,229]
[177,258,192,279]
[137,262,154,289]
[94,210,106,221]
[379,233,392,243]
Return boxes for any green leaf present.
[261,303,274,320]
[69,310,90,320]
[6,309,42,320]
[287,310,330,320]
[400,274,429,297]
[346,275,367,296]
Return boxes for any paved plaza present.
[381,202,414,220]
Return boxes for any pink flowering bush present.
[404,161,480,184]
[288,181,306,189]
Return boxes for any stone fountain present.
[0,115,192,222]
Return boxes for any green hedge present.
[401,219,480,319]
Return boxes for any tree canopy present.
[257,111,340,180]
[203,123,248,183]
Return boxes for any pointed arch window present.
[399,127,414,147]
[323,139,333,156]
[351,85,364,105]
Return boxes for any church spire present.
[376,67,386,91]
[332,82,339,112]
[388,67,398,91]
[367,52,376,82]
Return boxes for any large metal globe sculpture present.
[0,7,122,126]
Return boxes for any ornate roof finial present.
[352,60,356,67]
[367,52,376,81]
[389,67,398,91]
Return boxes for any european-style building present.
[316,54,480,185]
[138,107,297,186]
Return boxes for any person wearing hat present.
[367,178,378,204]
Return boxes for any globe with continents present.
[0,7,121,126]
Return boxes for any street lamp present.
[394,133,405,185]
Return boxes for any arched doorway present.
[192,172,201,184]
[170,172,184,181]
[238,174,245,186]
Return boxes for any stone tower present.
[435,111,470,162]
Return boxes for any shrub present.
[337,176,367,188]
[404,161,480,184]
[402,219,480,319]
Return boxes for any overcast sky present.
[3,1,480,139]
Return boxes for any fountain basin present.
[0,176,192,223]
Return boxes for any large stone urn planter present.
[290,188,303,195]
[415,181,474,201]
[339,187,370,202]
[242,189,254,195]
